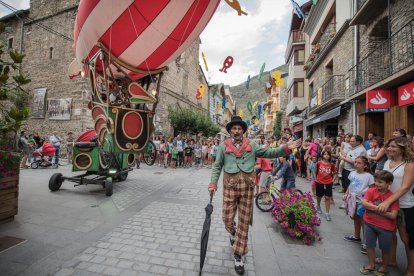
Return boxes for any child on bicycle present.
[271,155,295,190]
[315,150,337,221]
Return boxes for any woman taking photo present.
[377,137,414,276]
[367,136,387,173]
[299,138,310,178]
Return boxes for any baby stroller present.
[31,142,57,169]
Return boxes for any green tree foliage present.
[0,22,31,148]
[273,111,282,139]
[168,106,220,137]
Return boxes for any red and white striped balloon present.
[74,0,220,79]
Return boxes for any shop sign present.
[292,122,303,133]
[366,90,390,112]
[398,81,414,106]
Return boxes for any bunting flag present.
[222,95,226,109]
[246,120,251,126]
[216,102,222,111]
[196,84,205,100]
[257,62,266,80]
[272,70,284,87]
[224,0,248,16]
[201,52,209,72]
[252,101,258,110]
[246,75,251,90]
[247,101,253,115]
[257,104,262,120]
[219,56,234,73]
[239,108,244,118]
[290,0,305,19]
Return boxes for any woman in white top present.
[377,137,414,274]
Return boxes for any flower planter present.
[272,191,321,245]
[0,175,19,224]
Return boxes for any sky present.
[0,0,308,86]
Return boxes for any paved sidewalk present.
[0,164,408,275]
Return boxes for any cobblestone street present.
[0,164,408,275]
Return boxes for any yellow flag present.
[252,101,258,109]
[239,108,243,118]
[202,52,209,72]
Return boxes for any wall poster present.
[48,98,72,120]
[32,87,47,118]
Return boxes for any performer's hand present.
[208,182,217,193]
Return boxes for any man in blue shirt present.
[363,132,375,150]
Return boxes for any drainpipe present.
[387,0,392,75]
[19,17,24,70]
[352,0,359,134]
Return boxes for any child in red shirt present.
[360,170,399,275]
[315,150,336,221]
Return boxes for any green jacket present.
[210,138,288,184]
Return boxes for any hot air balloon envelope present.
[74,0,220,80]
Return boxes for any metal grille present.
[349,18,414,95]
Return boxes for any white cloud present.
[200,0,294,86]
[0,0,30,17]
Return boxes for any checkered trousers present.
[222,171,255,256]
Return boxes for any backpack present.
[17,137,24,149]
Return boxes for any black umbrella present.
[199,191,214,275]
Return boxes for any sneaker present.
[234,254,245,275]
[339,203,346,209]
[361,244,367,255]
[325,213,331,221]
[344,235,361,243]
[317,206,322,214]
[338,187,344,193]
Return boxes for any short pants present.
[402,206,414,250]
[281,180,295,190]
[259,171,272,188]
[364,222,393,252]
[315,183,333,197]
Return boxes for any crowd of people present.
[16,126,414,275]
[251,128,414,276]
[18,130,74,169]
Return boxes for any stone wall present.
[308,26,354,93]
[22,0,91,143]
[359,0,414,61]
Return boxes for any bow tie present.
[234,140,242,145]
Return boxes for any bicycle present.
[255,180,303,212]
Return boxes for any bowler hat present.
[226,116,247,133]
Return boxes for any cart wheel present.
[105,177,113,196]
[116,172,128,182]
[31,161,39,169]
[49,173,63,191]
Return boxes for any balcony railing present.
[306,22,336,70]
[349,18,414,95]
[285,30,305,60]
[309,75,345,112]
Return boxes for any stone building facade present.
[348,0,414,140]
[1,0,209,146]
[303,0,354,138]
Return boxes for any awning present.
[304,106,341,128]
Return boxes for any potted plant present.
[272,190,321,245]
[312,43,321,54]
[0,22,31,224]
